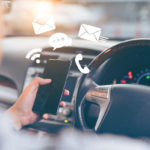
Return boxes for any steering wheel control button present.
[86,89,108,101]
[86,86,111,103]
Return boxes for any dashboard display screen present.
[33,59,71,115]
[61,76,77,102]
[117,67,150,86]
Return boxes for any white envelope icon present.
[78,24,106,42]
[32,15,56,35]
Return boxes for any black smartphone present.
[32,59,71,115]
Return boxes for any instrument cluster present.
[117,66,150,86]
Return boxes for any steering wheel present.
[75,39,150,137]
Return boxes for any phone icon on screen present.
[75,54,90,74]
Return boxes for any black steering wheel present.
[75,39,150,138]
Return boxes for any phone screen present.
[32,59,71,115]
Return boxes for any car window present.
[2,0,150,40]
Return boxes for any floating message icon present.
[25,48,42,64]
[78,24,108,42]
[75,54,90,74]
[49,33,72,50]
[32,15,56,35]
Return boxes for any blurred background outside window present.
[2,0,150,40]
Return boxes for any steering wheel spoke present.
[79,85,111,131]
[86,85,111,131]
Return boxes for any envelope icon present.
[32,15,56,35]
[78,24,106,42]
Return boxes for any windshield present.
[3,0,150,40]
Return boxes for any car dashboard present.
[2,37,150,134]
[0,37,116,132]
[22,47,99,128]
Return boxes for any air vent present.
[43,47,100,56]
[40,51,59,60]
[41,47,99,73]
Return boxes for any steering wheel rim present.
[75,38,150,137]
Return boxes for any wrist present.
[6,106,22,130]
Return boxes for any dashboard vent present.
[41,47,98,73]
[41,52,59,60]
[43,47,100,56]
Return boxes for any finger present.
[64,89,69,96]
[34,77,52,85]
[30,112,38,124]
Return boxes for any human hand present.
[6,77,52,130]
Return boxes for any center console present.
[23,65,80,128]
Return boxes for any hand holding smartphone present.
[32,59,71,115]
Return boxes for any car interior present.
[1,0,150,140]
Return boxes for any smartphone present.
[32,59,71,115]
